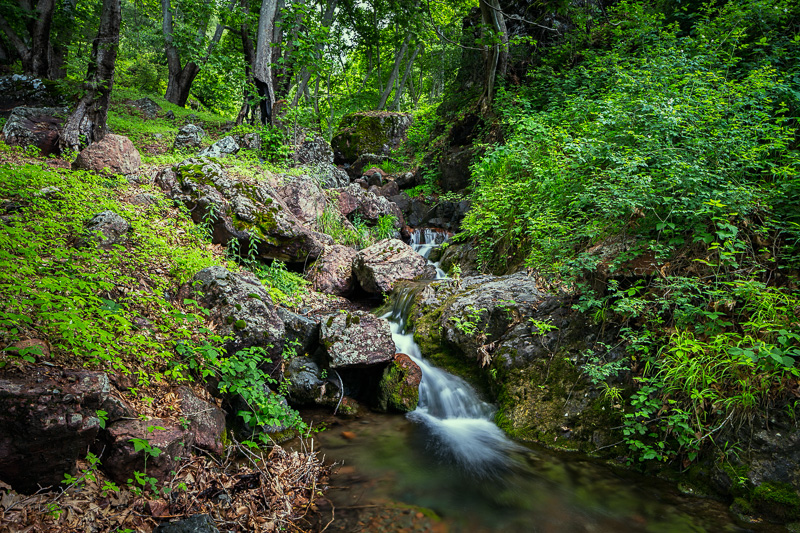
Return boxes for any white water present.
[381,229,519,475]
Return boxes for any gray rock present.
[332,183,404,227]
[307,244,358,297]
[395,170,419,189]
[174,124,205,150]
[234,131,261,151]
[320,311,395,368]
[408,199,433,227]
[292,132,334,165]
[276,308,320,357]
[0,75,64,109]
[164,110,175,120]
[353,239,427,294]
[155,515,219,533]
[198,135,240,158]
[182,266,285,359]
[439,146,474,192]
[306,162,350,189]
[80,210,130,249]
[331,112,412,165]
[284,357,339,406]
[131,97,161,119]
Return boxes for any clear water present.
[310,230,783,533]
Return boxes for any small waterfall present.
[380,229,519,475]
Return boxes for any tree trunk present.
[0,0,56,78]
[60,0,121,152]
[253,0,281,125]
[292,0,338,107]
[377,33,411,110]
[478,0,507,111]
[392,43,422,110]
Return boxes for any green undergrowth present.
[457,0,800,466]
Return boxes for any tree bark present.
[253,0,281,125]
[292,0,338,107]
[60,0,121,152]
[0,0,56,78]
[377,33,411,110]
[478,0,507,111]
[392,43,422,110]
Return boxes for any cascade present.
[381,229,519,475]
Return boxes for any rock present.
[376,353,421,412]
[307,244,358,297]
[408,199,433,227]
[364,167,385,187]
[102,418,192,484]
[198,135,240,158]
[1,106,68,156]
[292,132,334,165]
[164,110,175,120]
[347,153,396,179]
[389,192,411,214]
[0,368,111,493]
[395,170,419,189]
[331,112,412,165]
[276,308,320,357]
[72,134,142,175]
[332,184,404,226]
[320,311,395,368]
[0,75,64,111]
[155,157,331,262]
[439,242,481,277]
[353,239,427,294]
[182,266,285,359]
[375,181,399,198]
[234,132,260,152]
[130,193,159,206]
[174,124,205,150]
[176,387,226,456]
[154,514,219,533]
[284,357,339,406]
[274,176,326,227]
[131,97,161,119]
[306,162,350,189]
[439,146,474,192]
[79,210,130,249]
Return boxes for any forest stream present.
[304,232,787,533]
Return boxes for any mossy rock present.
[376,354,421,413]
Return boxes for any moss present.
[751,483,800,521]
[377,361,419,412]
[234,319,247,330]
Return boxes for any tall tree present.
[377,32,411,110]
[162,0,232,107]
[252,0,281,124]
[60,0,121,151]
[478,0,507,110]
[0,0,56,78]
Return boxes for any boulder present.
[353,239,427,294]
[182,266,285,359]
[376,353,422,412]
[395,170,419,189]
[155,157,331,262]
[306,162,350,189]
[331,112,412,165]
[72,134,142,175]
[198,135,240,158]
[439,241,481,277]
[79,210,130,249]
[0,75,64,112]
[307,244,358,297]
[1,106,68,156]
[0,368,112,493]
[174,124,205,150]
[284,357,339,406]
[131,97,161,119]
[274,176,326,227]
[439,146,474,192]
[233,132,261,151]
[176,387,226,456]
[291,132,334,165]
[154,514,219,533]
[320,311,395,368]
[102,418,193,484]
[408,198,433,227]
[332,183,404,226]
[276,308,320,357]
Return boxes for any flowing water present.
[309,229,784,533]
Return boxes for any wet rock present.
[408,199,433,227]
[155,157,331,262]
[307,244,358,297]
[73,134,142,175]
[353,239,427,294]
[154,514,219,533]
[181,266,285,359]
[376,353,421,412]
[320,311,395,368]
[389,192,411,214]
[176,387,226,456]
[291,132,334,165]
[331,112,412,165]
[131,97,161,119]
[1,106,68,156]
[0,368,111,493]
[284,357,339,406]
[439,241,481,277]
[276,308,320,357]
[79,210,130,249]
[274,176,326,227]
[174,124,205,150]
[198,135,240,158]
[102,418,192,484]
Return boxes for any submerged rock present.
[320,310,395,368]
[353,239,427,294]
